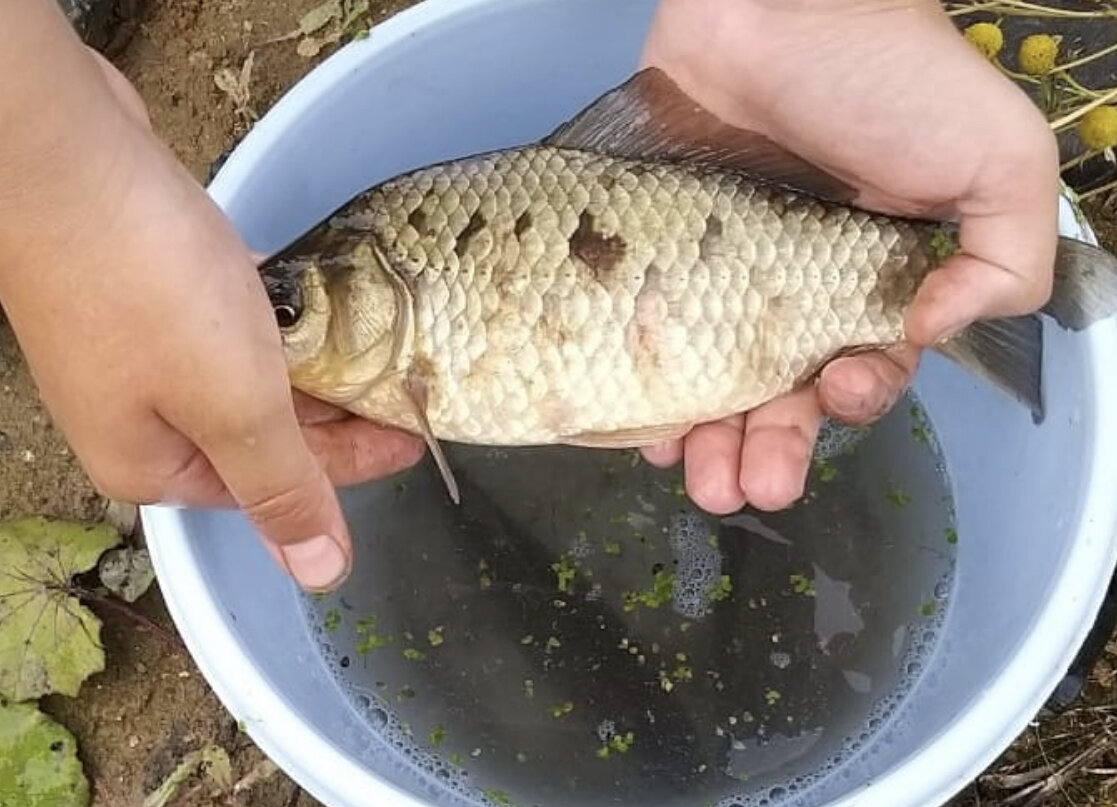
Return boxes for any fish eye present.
[274,304,300,329]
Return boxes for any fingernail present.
[282,535,349,591]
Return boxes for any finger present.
[151,418,425,507]
[181,399,353,592]
[293,390,351,425]
[641,438,684,468]
[302,419,425,487]
[738,385,822,512]
[682,414,747,515]
[907,142,1059,345]
[816,345,921,426]
[906,251,1050,346]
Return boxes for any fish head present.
[259,236,408,406]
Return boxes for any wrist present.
[0,1,139,268]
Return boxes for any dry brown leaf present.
[296,36,324,58]
[213,51,257,123]
[297,0,342,36]
[294,0,370,57]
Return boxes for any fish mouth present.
[259,254,306,330]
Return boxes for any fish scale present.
[347,144,930,444]
[262,68,1117,502]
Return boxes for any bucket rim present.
[144,2,1117,805]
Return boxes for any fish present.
[258,67,1117,504]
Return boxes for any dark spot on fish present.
[570,210,626,276]
[455,210,487,258]
[869,249,919,312]
[514,211,533,237]
[699,214,724,259]
[408,207,428,234]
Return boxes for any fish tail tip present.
[1045,236,1117,331]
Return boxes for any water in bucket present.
[302,390,956,807]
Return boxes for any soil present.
[2,1,1117,806]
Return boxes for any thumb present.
[186,401,353,592]
[905,141,1059,345]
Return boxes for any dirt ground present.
[2,1,1117,806]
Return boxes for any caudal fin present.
[934,316,1045,423]
[932,235,1117,423]
[1043,236,1117,331]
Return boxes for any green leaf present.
[0,517,122,701]
[0,699,90,807]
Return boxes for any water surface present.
[304,392,956,807]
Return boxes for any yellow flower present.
[1078,106,1117,151]
[963,22,1003,60]
[1018,34,1058,76]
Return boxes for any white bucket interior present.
[143,2,1117,806]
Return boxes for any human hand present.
[638,0,1059,514]
[0,2,423,591]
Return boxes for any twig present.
[68,584,184,649]
[1050,85,1117,132]
[284,783,303,807]
[232,758,280,795]
[946,0,1117,18]
[1002,734,1116,807]
[1061,149,1102,173]
[1079,177,1117,202]
[1055,40,1117,75]
[984,764,1059,789]
[1061,72,1106,101]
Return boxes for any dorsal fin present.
[544,67,856,203]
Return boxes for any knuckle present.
[240,473,323,531]
[1015,273,1054,313]
[86,466,159,505]
[197,398,288,448]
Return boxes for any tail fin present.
[934,316,1044,423]
[931,235,1117,424]
[1043,237,1117,331]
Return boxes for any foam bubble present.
[368,707,389,730]
[813,419,871,460]
[667,511,723,619]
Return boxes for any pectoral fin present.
[561,422,692,449]
[403,366,460,505]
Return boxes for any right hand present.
[639,0,1059,515]
[0,36,423,591]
